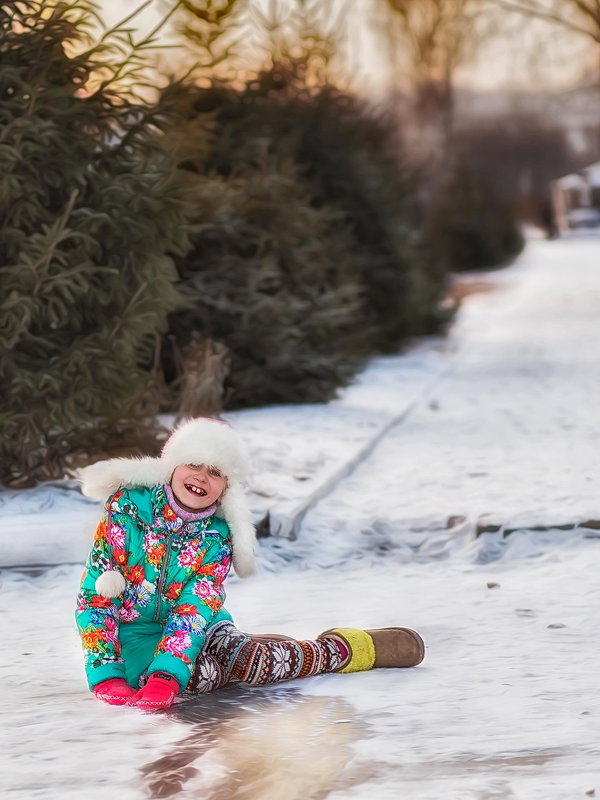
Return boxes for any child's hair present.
[78,418,256,578]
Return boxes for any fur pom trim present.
[78,457,167,502]
[95,570,127,598]
[218,483,257,578]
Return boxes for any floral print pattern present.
[164,581,184,600]
[126,579,156,608]
[78,606,123,670]
[192,579,225,613]
[117,597,140,622]
[144,530,166,567]
[158,630,192,658]
[76,485,232,690]
[177,540,205,570]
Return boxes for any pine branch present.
[109,282,149,342]
[87,1,184,98]
[75,0,154,58]
[30,190,79,288]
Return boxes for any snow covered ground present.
[2,237,600,799]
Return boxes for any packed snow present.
[1,237,600,799]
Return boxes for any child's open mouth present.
[185,484,207,497]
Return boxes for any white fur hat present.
[78,418,256,580]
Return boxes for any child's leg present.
[119,622,164,688]
[184,608,234,694]
[200,622,347,687]
[187,653,228,694]
[189,622,425,694]
[232,636,346,685]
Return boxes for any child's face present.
[170,464,227,511]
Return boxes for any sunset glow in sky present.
[98,0,594,95]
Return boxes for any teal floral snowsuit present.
[76,486,233,691]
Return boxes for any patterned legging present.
[187,622,345,694]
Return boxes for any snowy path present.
[2,238,600,799]
[300,237,600,555]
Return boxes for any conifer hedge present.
[427,158,524,272]
[175,64,446,354]
[0,1,188,486]
[161,64,448,409]
[165,155,370,408]
[157,74,377,409]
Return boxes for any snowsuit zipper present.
[153,532,177,622]
[151,518,210,623]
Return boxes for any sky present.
[97,0,595,95]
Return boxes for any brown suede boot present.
[366,628,425,668]
[318,627,425,673]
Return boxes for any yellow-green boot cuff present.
[330,628,376,673]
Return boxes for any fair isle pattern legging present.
[187,622,345,694]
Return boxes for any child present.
[76,418,424,710]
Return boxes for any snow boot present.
[318,627,425,673]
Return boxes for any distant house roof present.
[582,162,600,186]
[555,172,588,189]
[555,162,600,189]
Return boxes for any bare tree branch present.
[378,0,492,149]
[493,0,600,43]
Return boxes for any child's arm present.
[145,535,232,691]
[75,497,126,690]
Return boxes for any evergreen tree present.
[175,62,447,354]
[0,1,189,486]
[157,61,447,413]
[162,110,370,407]
[427,158,524,272]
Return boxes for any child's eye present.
[208,468,222,478]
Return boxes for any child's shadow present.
[141,684,375,799]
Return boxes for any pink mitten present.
[93,678,137,705]
[129,672,180,710]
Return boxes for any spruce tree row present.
[0,1,189,486]
[0,1,448,487]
